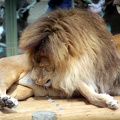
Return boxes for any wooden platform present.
[0,96,120,120]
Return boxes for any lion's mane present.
[19,9,120,96]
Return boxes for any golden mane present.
[19,9,120,96]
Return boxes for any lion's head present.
[19,9,119,96]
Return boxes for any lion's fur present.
[19,9,120,98]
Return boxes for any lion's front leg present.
[7,84,34,101]
[0,80,19,109]
[78,81,118,109]
[0,54,28,109]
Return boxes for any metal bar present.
[5,0,18,56]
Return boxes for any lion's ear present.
[45,66,55,72]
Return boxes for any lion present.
[0,9,120,110]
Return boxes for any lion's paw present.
[0,95,18,109]
[95,94,119,110]
[106,98,118,110]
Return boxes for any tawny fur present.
[113,34,120,58]
[20,9,120,95]
[19,9,120,109]
[0,9,120,109]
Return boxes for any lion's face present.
[29,56,55,86]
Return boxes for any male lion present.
[0,9,120,110]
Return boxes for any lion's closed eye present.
[38,57,55,72]
[45,66,55,72]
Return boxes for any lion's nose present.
[35,80,43,85]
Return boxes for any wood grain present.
[0,96,120,120]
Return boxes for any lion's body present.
[0,9,120,109]
[20,9,120,97]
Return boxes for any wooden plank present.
[0,96,120,120]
